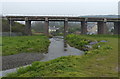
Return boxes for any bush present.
[66,34,89,49]
[66,34,112,55]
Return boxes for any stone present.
[100,40,107,42]
[84,45,93,51]
[84,45,92,49]
[89,41,98,45]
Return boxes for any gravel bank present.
[2,53,44,70]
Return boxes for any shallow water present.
[42,36,84,61]
[1,36,84,77]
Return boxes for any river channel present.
[1,36,84,77]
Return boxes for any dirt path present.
[2,53,44,70]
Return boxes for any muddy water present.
[1,36,84,77]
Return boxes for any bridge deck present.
[5,16,120,22]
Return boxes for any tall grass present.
[2,35,50,56]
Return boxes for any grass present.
[0,36,2,56]
[6,34,118,77]
[2,35,50,56]
[65,34,89,50]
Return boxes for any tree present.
[2,19,25,33]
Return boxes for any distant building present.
[87,23,97,34]
[49,26,59,32]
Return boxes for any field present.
[2,35,50,56]
[6,34,118,77]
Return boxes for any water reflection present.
[41,36,84,61]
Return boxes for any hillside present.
[2,19,25,33]
[81,15,118,18]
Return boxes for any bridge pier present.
[64,18,68,47]
[44,18,49,36]
[64,18,68,38]
[97,21,107,34]
[25,19,32,36]
[81,21,87,34]
[114,22,120,34]
[9,19,14,36]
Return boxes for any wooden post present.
[9,20,12,36]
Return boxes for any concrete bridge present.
[5,16,120,37]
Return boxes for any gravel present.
[2,53,44,70]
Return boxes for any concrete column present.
[44,18,49,36]
[64,18,68,48]
[114,22,120,34]
[97,21,107,34]
[81,21,87,34]
[9,19,14,36]
[25,19,32,36]
[64,18,68,38]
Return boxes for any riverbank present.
[2,35,50,56]
[2,35,50,70]
[2,36,83,74]
[6,34,118,77]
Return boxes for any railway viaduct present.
[5,16,120,37]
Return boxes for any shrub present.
[66,34,89,49]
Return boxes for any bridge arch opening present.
[49,21,64,36]
[31,21,45,35]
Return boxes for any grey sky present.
[2,2,119,16]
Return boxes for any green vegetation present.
[6,34,118,77]
[0,36,2,55]
[2,19,25,33]
[51,32,63,36]
[66,34,89,50]
[68,27,80,34]
[2,35,50,56]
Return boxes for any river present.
[1,36,84,77]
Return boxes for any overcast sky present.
[1,0,120,16]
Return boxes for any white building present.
[87,23,97,34]
[49,26,59,32]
